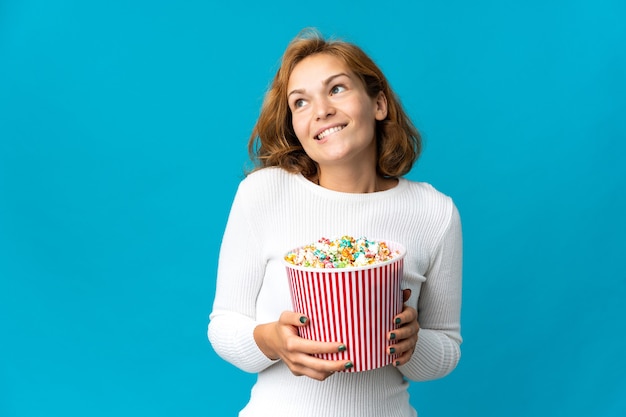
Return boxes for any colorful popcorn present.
[284,236,399,268]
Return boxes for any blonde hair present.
[247,28,421,178]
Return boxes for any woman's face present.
[287,53,387,171]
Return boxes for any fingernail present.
[299,316,307,324]
[338,344,346,352]
[344,361,353,369]
[389,333,396,340]
[395,318,401,325]
[389,347,396,354]
[395,360,400,366]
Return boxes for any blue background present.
[1,0,625,416]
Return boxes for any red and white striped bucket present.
[284,241,405,372]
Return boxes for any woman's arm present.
[207,183,278,373]
[398,203,463,381]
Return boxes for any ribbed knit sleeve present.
[397,203,463,381]
[207,177,279,373]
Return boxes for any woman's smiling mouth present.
[315,125,346,140]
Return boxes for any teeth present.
[316,125,344,140]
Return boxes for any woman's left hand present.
[389,289,419,367]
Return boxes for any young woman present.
[208,28,463,417]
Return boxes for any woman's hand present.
[389,289,419,367]
[254,311,352,381]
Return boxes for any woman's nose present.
[314,97,335,120]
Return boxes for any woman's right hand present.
[253,311,352,381]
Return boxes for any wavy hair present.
[247,28,421,179]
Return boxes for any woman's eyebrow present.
[288,73,350,98]
[322,73,350,86]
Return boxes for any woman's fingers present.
[392,299,418,332]
[276,311,352,379]
[389,300,419,366]
[288,355,354,380]
[278,310,310,327]
[283,342,353,380]
[279,311,347,354]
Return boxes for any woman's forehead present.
[287,54,353,92]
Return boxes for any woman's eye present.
[331,85,346,95]
[293,99,306,109]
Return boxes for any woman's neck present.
[315,167,397,194]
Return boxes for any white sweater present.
[208,167,463,417]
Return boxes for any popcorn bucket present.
[283,241,406,372]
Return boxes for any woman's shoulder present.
[401,179,461,231]
[241,166,295,186]
[235,167,300,200]
[402,178,454,203]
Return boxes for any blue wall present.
[1,1,624,416]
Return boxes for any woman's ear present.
[375,91,388,121]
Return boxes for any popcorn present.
[284,236,399,268]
